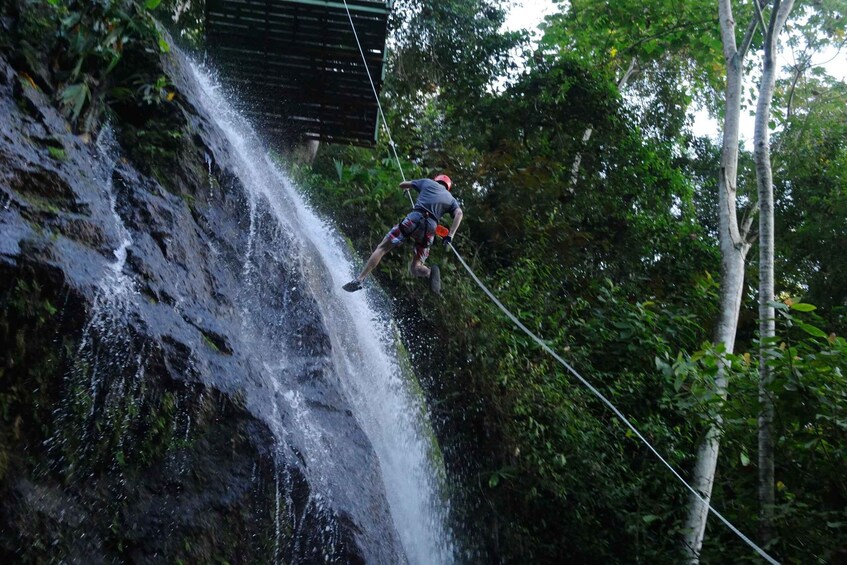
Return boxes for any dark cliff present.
[0,2,405,562]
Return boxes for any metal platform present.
[205,0,391,146]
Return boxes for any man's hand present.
[399,181,413,192]
[442,236,452,248]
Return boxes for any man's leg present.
[411,255,441,294]
[358,237,395,281]
[408,256,431,278]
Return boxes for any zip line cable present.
[449,249,778,565]
[339,1,778,563]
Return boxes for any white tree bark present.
[683,0,757,559]
[755,0,796,547]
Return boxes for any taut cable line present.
[338,1,778,562]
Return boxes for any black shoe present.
[429,265,441,295]
[343,279,363,292]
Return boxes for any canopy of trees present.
[169,0,845,562]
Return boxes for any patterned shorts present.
[386,211,435,262]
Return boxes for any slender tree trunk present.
[568,58,637,188]
[568,127,594,188]
[683,0,754,559]
[755,0,796,548]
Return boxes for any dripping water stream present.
[189,62,456,564]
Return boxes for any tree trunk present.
[755,0,796,548]
[683,0,754,559]
[568,58,637,188]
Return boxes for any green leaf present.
[641,514,659,524]
[108,87,133,101]
[43,300,57,315]
[740,450,750,466]
[105,53,122,75]
[48,146,66,161]
[488,473,499,488]
[145,0,163,9]
[59,83,90,122]
[790,302,817,312]
[158,37,170,53]
[797,322,827,338]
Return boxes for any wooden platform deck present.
[205,0,391,146]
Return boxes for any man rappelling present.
[343,174,463,295]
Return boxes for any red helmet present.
[434,174,453,192]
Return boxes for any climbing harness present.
[398,210,436,243]
[339,1,778,563]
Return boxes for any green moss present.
[202,333,220,352]
[47,146,66,161]
[118,118,189,191]
[21,192,62,215]
[0,274,71,482]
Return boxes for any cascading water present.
[188,63,456,563]
[46,127,142,465]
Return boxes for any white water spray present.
[95,127,133,288]
[189,63,456,563]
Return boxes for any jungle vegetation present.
[6,0,846,562]
[291,0,847,562]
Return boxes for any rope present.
[341,0,407,185]
[448,247,777,564]
[339,1,778,563]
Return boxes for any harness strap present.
[413,205,436,219]
[399,210,434,242]
[415,207,436,241]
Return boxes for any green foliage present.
[157,0,205,48]
[656,300,847,563]
[0,274,73,483]
[401,254,706,561]
[383,0,526,163]
[539,0,725,115]
[1,0,187,183]
[772,78,847,330]
[58,82,90,123]
[300,0,847,556]
[722,306,846,562]
[47,145,67,161]
[387,0,525,106]
[25,0,174,131]
[12,0,195,187]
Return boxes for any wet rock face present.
[0,20,401,563]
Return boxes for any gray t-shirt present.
[411,179,460,221]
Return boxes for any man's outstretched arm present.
[447,208,463,239]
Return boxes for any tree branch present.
[623,19,715,57]
[617,57,638,88]
[722,166,745,247]
[741,205,758,244]
[739,0,768,59]
[753,0,768,41]
[785,62,804,120]
[766,0,783,44]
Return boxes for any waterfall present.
[186,63,456,563]
[44,126,144,483]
